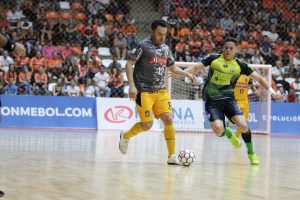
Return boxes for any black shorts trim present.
[205,98,243,123]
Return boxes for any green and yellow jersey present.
[201,54,253,101]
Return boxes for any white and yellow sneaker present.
[119,131,129,154]
[167,154,180,165]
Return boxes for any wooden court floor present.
[0,129,299,200]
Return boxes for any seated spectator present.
[18,66,32,95]
[293,51,300,77]
[66,19,82,44]
[4,78,18,95]
[40,20,52,44]
[272,38,284,57]
[30,51,47,73]
[4,64,17,85]
[25,28,39,56]
[175,37,186,60]
[33,67,48,95]
[93,65,111,97]
[0,50,14,73]
[188,34,201,57]
[262,25,279,43]
[220,12,234,33]
[77,55,89,83]
[272,60,290,91]
[202,34,215,52]
[233,15,246,38]
[128,33,141,50]
[113,32,128,60]
[88,54,101,78]
[15,54,30,73]
[259,35,272,63]
[48,52,63,77]
[178,44,194,62]
[83,77,96,97]
[291,76,300,93]
[108,56,122,69]
[67,79,80,97]
[6,7,22,29]
[52,78,65,96]
[64,65,78,85]
[0,13,10,30]
[121,20,137,39]
[211,22,225,46]
[42,40,57,59]
[287,88,297,102]
[251,50,265,64]
[96,18,109,46]
[276,86,288,102]
[108,66,124,97]
[60,43,74,60]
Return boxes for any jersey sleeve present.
[237,60,254,76]
[166,47,175,67]
[200,54,220,66]
[128,43,143,61]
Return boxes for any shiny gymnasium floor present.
[0,129,299,200]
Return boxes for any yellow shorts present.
[237,100,249,121]
[135,89,172,122]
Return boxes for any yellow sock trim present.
[164,124,176,157]
[123,123,144,140]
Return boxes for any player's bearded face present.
[223,42,237,60]
[152,26,167,45]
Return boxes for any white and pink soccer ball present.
[178,149,196,167]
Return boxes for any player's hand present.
[186,73,196,85]
[271,93,282,99]
[129,85,138,101]
[11,42,26,58]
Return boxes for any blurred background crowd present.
[0,0,299,102]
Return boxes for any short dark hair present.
[151,20,168,31]
[224,37,238,45]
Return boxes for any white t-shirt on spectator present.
[272,66,284,81]
[84,85,96,97]
[67,85,80,96]
[293,57,300,69]
[262,31,279,43]
[93,72,109,87]
[97,25,106,38]
[6,10,23,24]
[0,56,14,72]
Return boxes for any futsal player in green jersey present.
[185,38,279,165]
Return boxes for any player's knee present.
[238,122,248,132]
[160,113,173,125]
[140,121,153,131]
[212,125,225,137]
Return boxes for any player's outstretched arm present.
[249,71,280,99]
[184,63,205,75]
[125,59,138,101]
[168,64,196,84]
[0,33,25,58]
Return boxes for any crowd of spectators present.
[160,0,300,102]
[0,0,299,103]
[0,0,138,98]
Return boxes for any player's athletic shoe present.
[248,153,260,165]
[119,131,129,154]
[227,128,242,148]
[167,154,180,165]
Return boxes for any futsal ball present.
[178,149,195,167]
